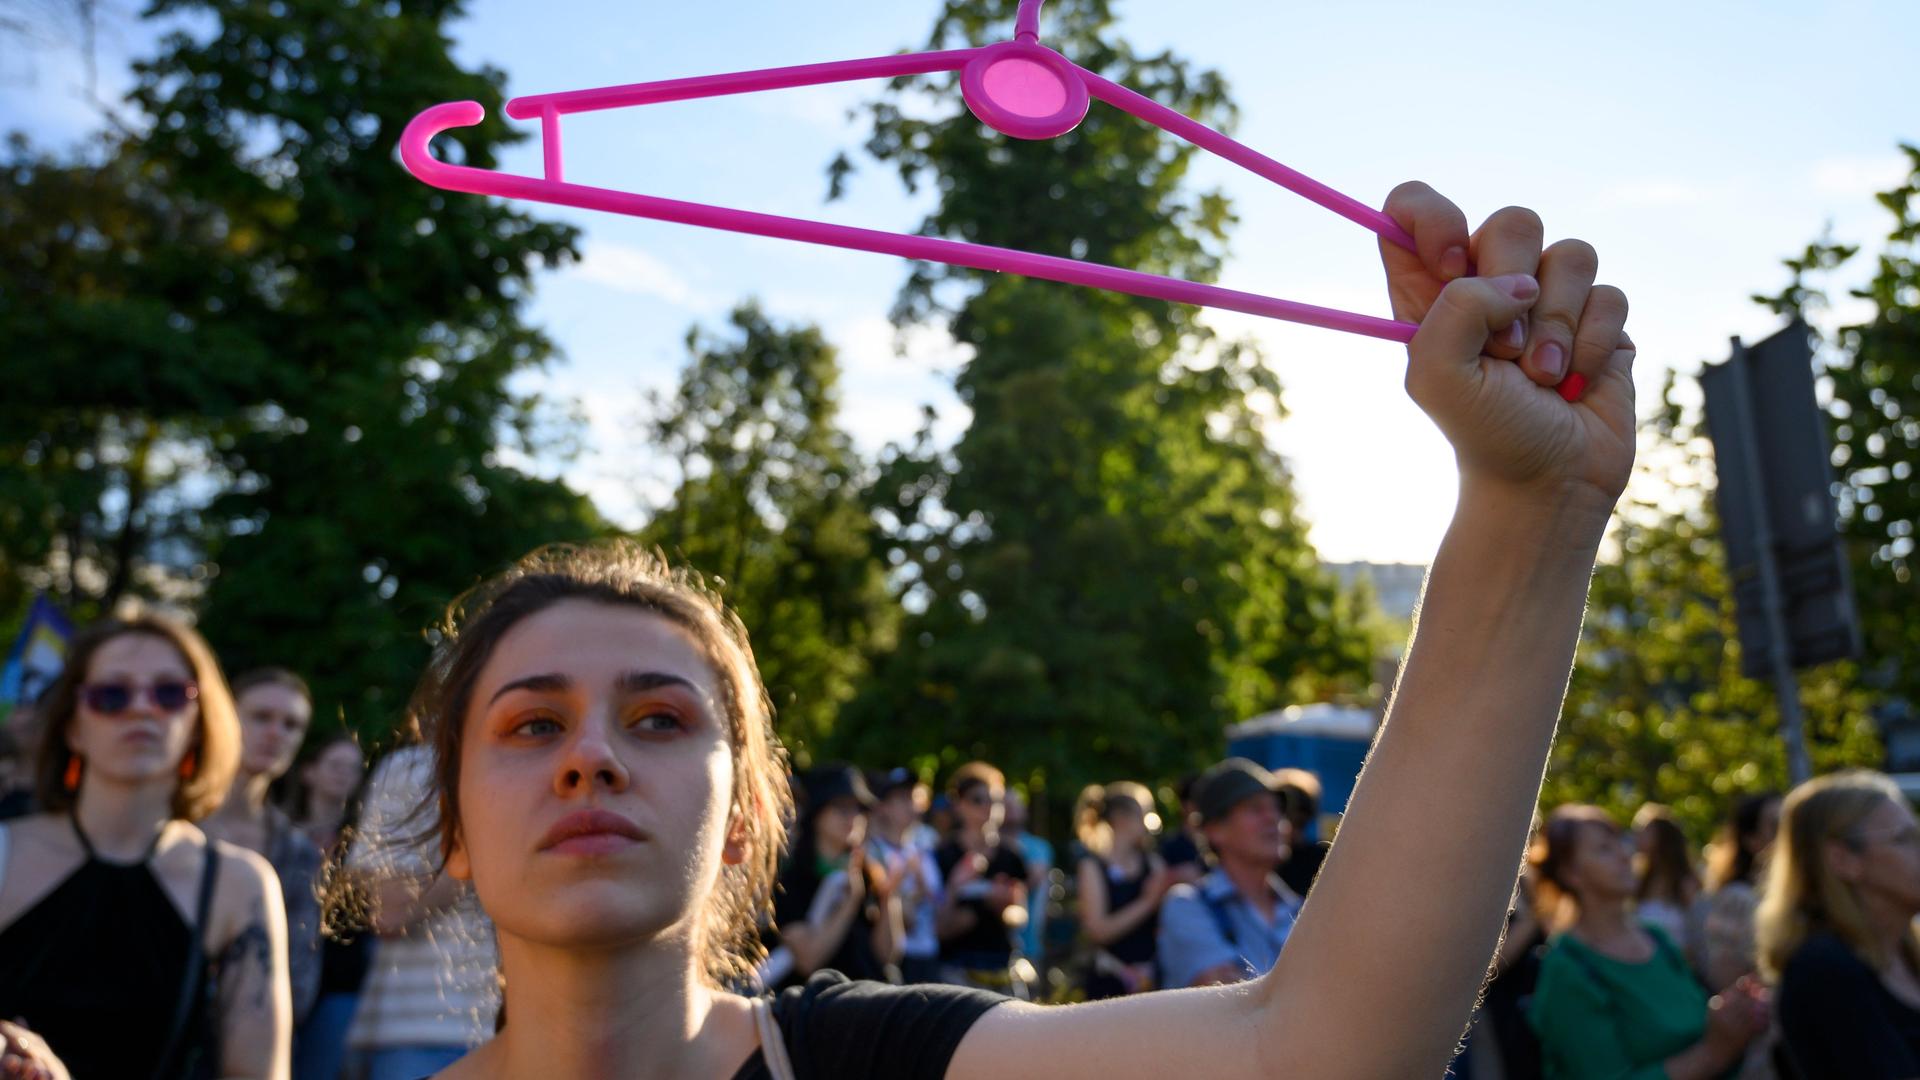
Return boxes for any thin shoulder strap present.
[751,996,798,1080]
[151,841,221,1080]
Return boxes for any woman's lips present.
[538,808,648,856]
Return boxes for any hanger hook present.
[1015,0,1045,43]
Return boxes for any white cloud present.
[1812,154,1912,198]
[568,241,710,308]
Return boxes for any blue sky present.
[6,0,1916,563]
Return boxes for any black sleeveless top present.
[0,816,221,1080]
[1091,855,1158,964]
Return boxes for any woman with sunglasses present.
[350,182,1654,1080]
[934,762,1032,994]
[0,615,291,1080]
[1758,771,1920,1077]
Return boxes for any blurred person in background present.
[1074,781,1171,998]
[0,723,34,820]
[1694,792,1783,994]
[1157,771,1206,885]
[868,766,945,983]
[775,765,901,986]
[289,733,371,1080]
[935,761,1030,993]
[1480,830,1548,1080]
[294,732,365,853]
[0,615,289,1079]
[1526,804,1767,1080]
[1759,771,1920,1078]
[203,667,325,1027]
[1273,768,1330,898]
[1002,789,1053,966]
[1631,803,1700,951]
[343,741,498,1080]
[1156,758,1302,989]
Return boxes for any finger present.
[1380,181,1472,319]
[1407,273,1542,386]
[1519,238,1599,388]
[1468,206,1545,360]
[1560,285,1628,401]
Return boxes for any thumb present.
[1410,273,1540,371]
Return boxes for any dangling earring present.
[179,750,198,780]
[64,755,83,792]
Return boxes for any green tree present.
[1751,146,1920,713]
[2,0,606,734]
[641,304,896,762]
[834,0,1378,799]
[1546,375,1883,840]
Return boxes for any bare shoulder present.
[211,838,282,916]
[2,811,74,851]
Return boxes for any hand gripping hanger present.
[400,0,1584,400]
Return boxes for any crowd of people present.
[1,186,1915,1079]
[2,611,1918,1080]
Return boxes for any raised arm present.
[214,847,294,1080]
[949,182,1635,1080]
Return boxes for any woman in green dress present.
[1528,805,1768,1080]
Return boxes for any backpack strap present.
[151,840,221,1080]
[1199,887,1238,948]
[752,996,799,1080]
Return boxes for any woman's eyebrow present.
[616,671,699,694]
[487,672,572,705]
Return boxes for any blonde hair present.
[35,614,242,822]
[1757,771,1920,982]
[413,541,794,988]
[1074,781,1155,859]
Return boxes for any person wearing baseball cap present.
[1155,758,1305,989]
[865,767,947,983]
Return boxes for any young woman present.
[294,733,366,853]
[1631,803,1700,949]
[202,667,326,1025]
[0,615,291,1080]
[1073,782,1170,998]
[1526,806,1768,1080]
[381,183,1645,1079]
[773,765,902,986]
[1758,771,1920,1077]
[934,762,1031,994]
[1694,792,1783,993]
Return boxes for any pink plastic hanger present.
[401,0,1584,400]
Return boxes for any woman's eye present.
[629,711,684,734]
[511,714,564,737]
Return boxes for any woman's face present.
[236,682,312,781]
[813,798,865,859]
[447,600,736,952]
[67,633,199,791]
[1108,799,1147,846]
[1836,797,1920,918]
[957,783,1003,833]
[1567,820,1637,902]
[305,741,364,803]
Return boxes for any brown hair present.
[230,667,313,707]
[1705,792,1781,892]
[410,542,793,988]
[1757,771,1920,981]
[34,614,241,822]
[1632,804,1699,907]
[1074,781,1156,858]
[1527,804,1621,930]
[949,761,1006,801]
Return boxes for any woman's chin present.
[496,883,689,950]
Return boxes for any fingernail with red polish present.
[1441,245,1469,280]
[1537,342,1567,380]
[1491,273,1538,300]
